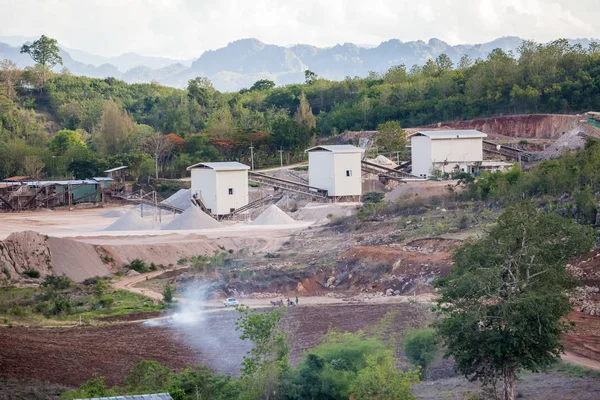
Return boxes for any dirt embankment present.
[421,114,582,139]
[0,232,112,284]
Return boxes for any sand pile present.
[162,189,192,210]
[104,211,154,231]
[162,205,222,230]
[251,205,296,225]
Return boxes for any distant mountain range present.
[1,36,597,92]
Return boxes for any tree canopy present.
[435,202,594,400]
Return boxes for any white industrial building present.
[305,145,364,199]
[411,130,488,178]
[186,162,250,216]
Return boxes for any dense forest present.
[1,37,600,180]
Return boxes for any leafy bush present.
[125,360,172,392]
[361,191,385,204]
[42,275,73,290]
[23,269,40,278]
[126,259,148,273]
[403,328,438,377]
[163,283,173,303]
[351,355,420,400]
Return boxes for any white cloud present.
[0,0,598,58]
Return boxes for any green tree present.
[187,76,214,108]
[435,202,594,400]
[97,100,137,155]
[304,69,318,84]
[403,328,438,377]
[374,121,406,152]
[125,360,172,392]
[236,305,288,376]
[49,129,86,155]
[163,283,174,303]
[351,355,420,400]
[435,53,454,71]
[250,79,276,91]
[20,35,63,87]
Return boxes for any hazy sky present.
[0,0,597,59]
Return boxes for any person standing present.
[295,296,299,306]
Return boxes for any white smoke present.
[144,282,252,375]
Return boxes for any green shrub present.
[403,328,438,377]
[23,269,40,278]
[177,258,187,265]
[163,283,174,303]
[127,259,148,273]
[41,275,72,290]
[361,192,385,204]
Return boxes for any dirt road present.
[112,268,188,302]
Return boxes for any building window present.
[228,188,233,195]
[346,170,352,177]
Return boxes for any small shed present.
[410,130,487,178]
[186,162,250,216]
[305,145,364,198]
[103,166,128,180]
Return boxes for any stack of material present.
[161,189,192,210]
[373,154,397,168]
[100,208,128,218]
[536,124,600,160]
[276,195,298,212]
[162,205,222,230]
[104,211,154,231]
[251,205,297,225]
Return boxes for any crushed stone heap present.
[251,205,297,225]
[161,189,192,211]
[104,210,154,231]
[162,205,222,230]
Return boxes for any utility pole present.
[278,147,284,169]
[249,142,255,171]
[140,189,144,218]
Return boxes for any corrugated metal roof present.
[0,180,99,186]
[186,162,250,171]
[305,145,365,153]
[413,130,487,139]
[75,394,173,400]
[93,177,114,181]
[104,166,129,173]
[4,176,30,182]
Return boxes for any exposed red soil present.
[0,303,424,387]
[563,311,600,364]
[339,241,456,276]
[419,114,581,139]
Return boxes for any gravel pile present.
[293,203,358,223]
[162,205,222,230]
[535,124,600,160]
[251,205,297,225]
[104,211,154,231]
[161,189,192,210]
[276,195,298,212]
